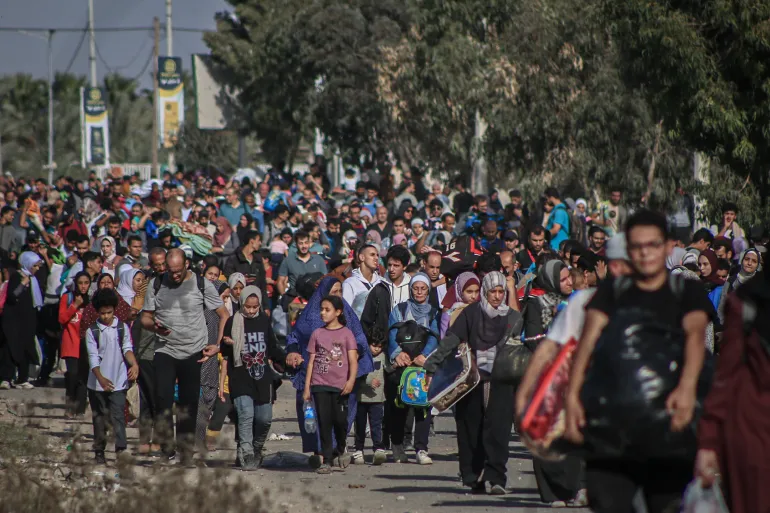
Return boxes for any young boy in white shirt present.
[86,288,139,464]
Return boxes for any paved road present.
[0,381,588,513]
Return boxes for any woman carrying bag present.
[424,271,523,495]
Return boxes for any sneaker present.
[488,484,506,496]
[416,450,433,465]
[165,450,176,462]
[372,449,387,466]
[308,454,322,469]
[95,452,107,465]
[550,501,568,508]
[316,463,332,474]
[334,448,350,469]
[241,454,259,471]
[391,444,408,463]
[403,441,414,452]
[351,450,365,465]
[15,381,34,390]
[0,381,10,390]
[568,489,588,507]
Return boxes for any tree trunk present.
[644,119,663,203]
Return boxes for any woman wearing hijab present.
[116,265,147,316]
[99,236,123,277]
[439,271,481,338]
[197,280,231,450]
[236,213,255,247]
[228,272,247,311]
[719,248,762,321]
[220,285,293,469]
[698,248,725,311]
[0,252,44,389]
[696,270,770,513]
[425,271,523,495]
[523,260,584,506]
[212,217,239,256]
[523,260,573,339]
[285,275,374,467]
[58,271,92,415]
[386,272,441,465]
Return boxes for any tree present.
[604,0,770,219]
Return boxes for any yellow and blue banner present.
[82,87,110,165]
[158,56,185,148]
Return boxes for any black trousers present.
[0,338,28,384]
[88,389,127,453]
[154,352,201,457]
[454,381,514,487]
[36,304,60,383]
[391,403,430,452]
[208,392,236,432]
[137,359,157,445]
[585,459,692,513]
[354,402,385,451]
[313,390,349,464]
[63,357,88,415]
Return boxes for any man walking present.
[141,248,230,464]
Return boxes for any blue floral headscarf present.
[286,275,373,390]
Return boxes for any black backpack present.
[89,321,127,349]
[389,302,439,359]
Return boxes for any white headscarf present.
[231,285,263,368]
[116,265,141,304]
[480,271,510,318]
[19,251,43,309]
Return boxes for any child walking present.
[220,286,292,471]
[85,289,139,464]
[303,295,358,474]
[352,328,388,465]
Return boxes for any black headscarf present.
[236,213,254,246]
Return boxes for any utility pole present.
[47,30,55,185]
[152,17,160,178]
[166,0,176,175]
[88,0,97,87]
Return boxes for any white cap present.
[605,233,628,261]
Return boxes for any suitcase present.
[428,342,480,413]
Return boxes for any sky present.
[0,0,230,89]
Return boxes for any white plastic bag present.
[682,478,729,513]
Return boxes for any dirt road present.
[0,381,587,513]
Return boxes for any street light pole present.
[166,0,176,175]
[47,30,55,185]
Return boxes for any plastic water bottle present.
[303,401,317,434]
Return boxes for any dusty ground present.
[0,379,588,513]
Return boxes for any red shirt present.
[58,294,85,358]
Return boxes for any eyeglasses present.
[627,240,665,252]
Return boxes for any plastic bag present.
[519,338,578,460]
[126,382,140,422]
[580,308,713,460]
[682,479,729,513]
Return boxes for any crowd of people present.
[0,165,767,512]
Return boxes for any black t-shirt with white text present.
[221,314,286,404]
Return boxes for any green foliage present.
[604,0,770,214]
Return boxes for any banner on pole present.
[158,56,184,148]
[83,87,110,166]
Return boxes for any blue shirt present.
[547,203,570,250]
[219,202,249,227]
[387,302,439,361]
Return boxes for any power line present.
[0,25,209,33]
[130,48,155,82]
[63,28,88,74]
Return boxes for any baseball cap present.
[605,233,628,261]
[503,230,519,241]
[411,218,424,226]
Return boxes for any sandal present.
[316,464,332,474]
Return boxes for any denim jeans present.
[355,402,384,451]
[233,396,272,465]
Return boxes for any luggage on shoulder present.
[427,342,480,413]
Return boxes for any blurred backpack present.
[440,235,484,279]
